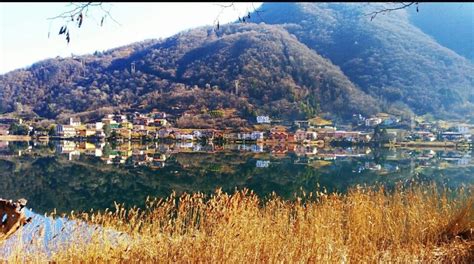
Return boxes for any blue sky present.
[0,2,262,74]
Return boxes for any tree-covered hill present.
[0,24,380,122]
[258,3,474,119]
[0,3,472,123]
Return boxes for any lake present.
[0,140,472,215]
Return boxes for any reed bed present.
[5,184,474,263]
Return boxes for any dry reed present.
[4,184,473,263]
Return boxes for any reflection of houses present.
[55,141,76,154]
[251,144,264,152]
[365,162,382,171]
[0,124,10,135]
[150,153,167,168]
[0,141,8,151]
[269,145,289,155]
[294,145,318,156]
[440,152,472,166]
[256,160,270,168]
[55,141,80,160]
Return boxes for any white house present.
[176,133,194,141]
[256,116,271,124]
[69,117,81,127]
[365,117,382,127]
[56,125,77,138]
[251,131,265,140]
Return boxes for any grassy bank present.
[6,184,474,263]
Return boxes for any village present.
[0,110,473,148]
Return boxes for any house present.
[411,131,436,142]
[457,125,470,134]
[56,125,77,138]
[77,128,97,137]
[294,120,310,129]
[365,117,382,127]
[69,117,81,127]
[382,116,400,126]
[237,132,251,140]
[175,132,194,141]
[268,131,289,141]
[133,116,154,126]
[117,128,132,139]
[237,131,264,141]
[441,132,471,142]
[315,127,337,140]
[120,121,133,129]
[256,116,271,124]
[333,131,362,141]
[193,130,203,139]
[153,119,168,127]
[151,111,167,119]
[294,130,317,142]
[101,117,118,127]
[251,131,264,141]
[157,128,176,139]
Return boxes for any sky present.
[0,2,263,74]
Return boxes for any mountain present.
[0,3,472,124]
[407,3,474,62]
[0,24,380,123]
[258,3,474,119]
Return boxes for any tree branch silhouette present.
[48,2,120,44]
[366,2,419,21]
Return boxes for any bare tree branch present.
[213,2,265,31]
[48,2,120,44]
[366,2,418,21]
[48,2,102,20]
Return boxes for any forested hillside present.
[258,3,474,119]
[1,3,472,123]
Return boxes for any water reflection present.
[0,140,472,214]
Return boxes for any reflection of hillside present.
[0,141,472,215]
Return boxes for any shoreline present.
[0,135,31,141]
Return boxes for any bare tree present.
[49,2,420,44]
[366,2,419,21]
[48,2,120,44]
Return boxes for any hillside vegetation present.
[259,3,474,119]
[0,3,472,122]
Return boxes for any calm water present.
[0,140,472,214]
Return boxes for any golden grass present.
[5,184,474,263]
